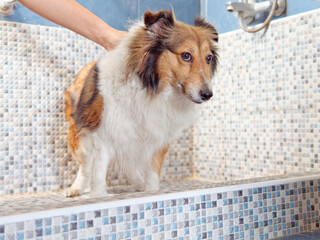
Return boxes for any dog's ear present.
[144,9,175,38]
[134,10,175,92]
[194,17,218,42]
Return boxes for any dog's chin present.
[188,96,204,104]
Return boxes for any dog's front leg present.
[144,145,169,192]
[90,147,112,198]
[144,169,160,192]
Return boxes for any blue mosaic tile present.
[44,227,51,236]
[35,229,42,237]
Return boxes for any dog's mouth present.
[192,99,203,104]
[176,82,212,104]
[189,96,211,104]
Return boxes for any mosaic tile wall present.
[193,9,320,181]
[1,9,319,196]
[0,21,194,196]
[0,22,99,195]
[0,177,319,239]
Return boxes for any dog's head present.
[128,9,218,104]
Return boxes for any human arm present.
[18,0,126,50]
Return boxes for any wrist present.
[98,24,127,50]
[93,22,112,50]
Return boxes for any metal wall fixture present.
[226,0,286,33]
[0,0,18,16]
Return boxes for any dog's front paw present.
[145,183,159,193]
[65,188,82,198]
[144,171,160,193]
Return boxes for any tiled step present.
[0,173,319,239]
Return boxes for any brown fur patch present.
[152,145,170,178]
[65,90,79,156]
[65,61,103,157]
[194,17,219,42]
[75,94,104,132]
[66,61,97,109]
[72,63,104,132]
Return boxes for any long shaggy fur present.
[64,10,219,198]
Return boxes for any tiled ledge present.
[1,172,319,221]
[0,172,319,240]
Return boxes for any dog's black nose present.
[200,90,213,101]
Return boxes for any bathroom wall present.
[0,0,200,30]
[194,8,320,181]
[201,0,320,33]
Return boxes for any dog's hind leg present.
[65,148,92,197]
[145,145,169,192]
[65,163,91,197]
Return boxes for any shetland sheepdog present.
[64,9,218,198]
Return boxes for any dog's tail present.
[65,61,97,119]
[64,61,97,157]
[64,90,74,122]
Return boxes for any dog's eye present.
[206,55,213,64]
[181,52,192,62]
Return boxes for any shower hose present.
[238,0,278,33]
